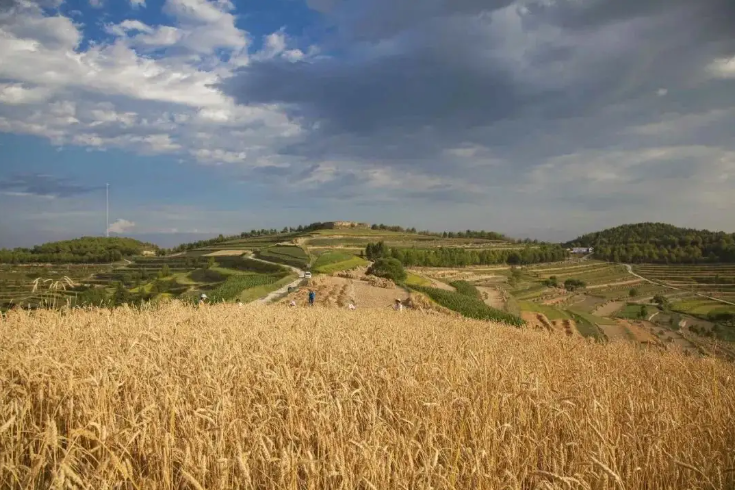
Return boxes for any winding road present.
[245,255,306,304]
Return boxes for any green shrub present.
[411,285,525,327]
[367,258,407,282]
[564,279,587,291]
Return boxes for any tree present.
[653,294,669,309]
[159,263,171,278]
[638,305,648,319]
[113,282,131,306]
[629,288,639,298]
[367,258,407,282]
[207,257,216,269]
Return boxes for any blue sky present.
[1,0,734,248]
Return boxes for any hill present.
[566,223,735,263]
[0,237,158,264]
[1,303,733,488]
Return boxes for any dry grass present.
[1,303,735,489]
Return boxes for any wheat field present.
[1,303,734,489]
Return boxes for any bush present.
[367,258,407,283]
[564,279,587,291]
[629,288,638,298]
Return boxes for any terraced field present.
[0,264,113,309]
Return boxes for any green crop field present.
[671,299,735,316]
[615,303,651,320]
[411,285,525,326]
[312,251,368,274]
[449,280,481,299]
[405,272,431,287]
[209,274,284,302]
[517,301,571,321]
[257,246,310,268]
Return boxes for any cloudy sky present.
[1,0,734,247]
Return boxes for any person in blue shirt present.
[308,290,315,306]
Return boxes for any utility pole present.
[106,183,109,238]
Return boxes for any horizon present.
[2,220,735,250]
[1,0,734,247]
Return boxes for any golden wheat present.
[1,303,734,489]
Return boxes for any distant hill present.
[565,223,735,263]
[0,237,158,264]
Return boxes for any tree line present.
[365,241,568,266]
[566,223,735,263]
[0,237,157,264]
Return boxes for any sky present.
[0,0,734,248]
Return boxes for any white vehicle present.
[304,271,312,279]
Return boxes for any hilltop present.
[566,222,735,263]
[0,237,158,264]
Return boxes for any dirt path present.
[246,256,305,304]
[476,286,505,309]
[593,301,625,317]
[258,277,303,304]
[586,279,643,290]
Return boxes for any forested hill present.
[0,237,158,264]
[566,223,735,263]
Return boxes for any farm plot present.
[0,264,115,309]
[256,245,310,269]
[671,298,735,316]
[312,251,368,274]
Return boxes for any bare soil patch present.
[593,301,625,317]
[202,250,247,257]
[281,275,408,309]
[617,320,658,343]
[598,322,631,342]
[476,286,506,309]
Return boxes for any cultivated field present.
[2,304,734,489]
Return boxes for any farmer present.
[199,293,208,306]
[348,302,356,310]
[308,290,316,306]
[289,300,296,307]
[394,298,404,311]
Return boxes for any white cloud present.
[108,219,136,234]
[709,56,735,79]
[657,88,668,96]
[130,0,146,7]
[0,0,304,166]
[0,84,52,105]
[89,0,104,8]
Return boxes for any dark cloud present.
[218,0,735,212]
[0,174,100,198]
